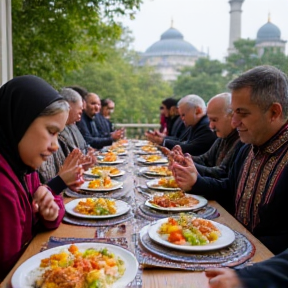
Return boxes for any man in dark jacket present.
[146,97,186,143]
[163,94,217,156]
[76,93,122,149]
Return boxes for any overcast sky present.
[121,0,288,61]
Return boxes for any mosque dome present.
[145,27,200,56]
[256,20,281,43]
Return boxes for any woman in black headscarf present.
[0,75,69,280]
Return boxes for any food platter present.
[84,167,125,177]
[146,179,181,191]
[79,180,123,192]
[148,218,235,251]
[65,198,130,219]
[145,194,207,211]
[11,243,138,288]
[137,156,168,165]
[98,159,125,165]
[135,140,152,147]
[139,166,172,177]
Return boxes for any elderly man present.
[192,92,243,178]
[172,65,288,255]
[76,93,122,149]
[161,94,217,156]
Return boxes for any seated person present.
[146,97,186,143]
[150,94,217,156]
[59,88,88,153]
[76,92,122,149]
[0,76,67,280]
[192,92,243,178]
[39,88,96,191]
[171,65,288,255]
[95,98,124,138]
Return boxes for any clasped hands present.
[161,145,198,192]
[33,186,59,221]
[145,130,164,145]
[59,148,97,191]
[111,127,125,141]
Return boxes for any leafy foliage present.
[225,39,261,78]
[63,33,172,124]
[173,58,227,102]
[12,0,142,87]
[174,39,288,103]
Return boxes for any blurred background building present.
[139,23,206,81]
[255,15,286,56]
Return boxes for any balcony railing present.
[114,123,160,139]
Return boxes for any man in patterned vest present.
[172,65,288,255]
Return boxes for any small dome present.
[160,28,184,40]
[145,27,199,56]
[256,21,281,43]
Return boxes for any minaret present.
[228,0,245,55]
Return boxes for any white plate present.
[65,198,130,219]
[84,168,125,178]
[137,157,168,165]
[148,218,235,251]
[11,243,138,288]
[117,151,128,156]
[134,150,161,155]
[135,140,151,147]
[102,149,128,156]
[80,180,123,192]
[139,166,171,176]
[145,194,208,211]
[98,159,125,165]
[146,179,181,191]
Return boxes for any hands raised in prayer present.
[145,130,164,145]
[111,128,124,141]
[58,149,85,191]
[81,146,97,170]
[160,145,198,192]
[205,268,244,288]
[33,186,59,221]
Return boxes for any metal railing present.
[114,123,160,139]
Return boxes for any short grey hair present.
[178,94,206,113]
[38,99,70,117]
[208,92,232,114]
[228,65,288,119]
[59,88,82,104]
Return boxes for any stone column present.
[0,0,13,85]
[228,0,245,55]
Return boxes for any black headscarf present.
[0,75,63,181]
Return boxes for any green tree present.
[225,39,288,77]
[173,58,227,102]
[63,32,172,125]
[12,0,142,87]
[259,48,288,74]
[225,39,261,78]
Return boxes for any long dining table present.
[1,140,274,288]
